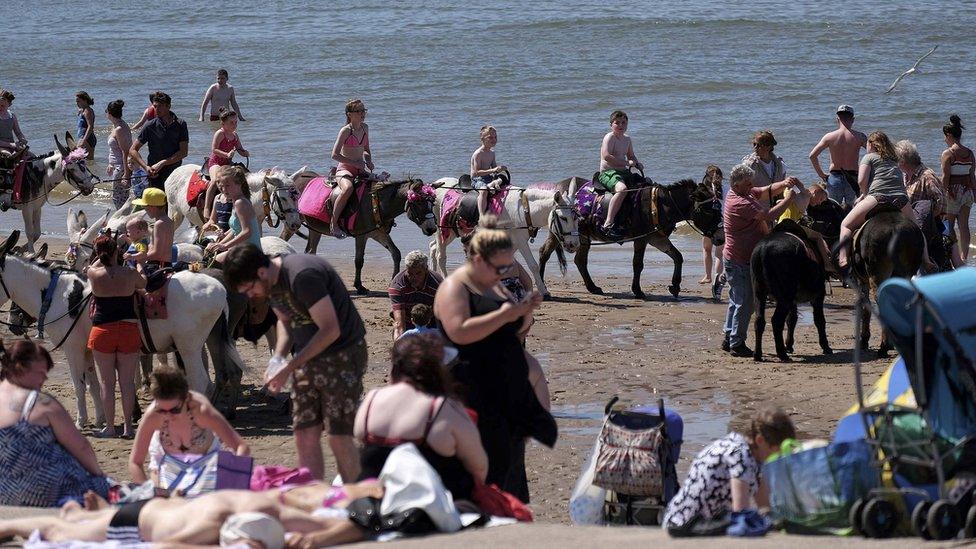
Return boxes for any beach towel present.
[25,530,152,549]
[250,465,314,491]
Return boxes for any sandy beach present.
[4,237,893,530]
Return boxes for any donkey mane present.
[660,178,696,190]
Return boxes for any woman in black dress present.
[434,217,557,502]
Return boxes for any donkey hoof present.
[542,293,552,301]
[786,345,795,354]
[822,347,833,355]
[753,353,763,362]
[632,290,646,300]
[587,286,604,295]
[876,348,889,358]
[355,286,369,296]
[778,354,792,363]
[668,285,680,298]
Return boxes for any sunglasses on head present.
[157,399,185,414]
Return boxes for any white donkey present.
[0,230,241,425]
[11,133,98,252]
[163,165,302,234]
[429,178,581,297]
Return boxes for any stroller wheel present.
[911,501,932,540]
[927,500,961,541]
[964,504,976,538]
[862,498,898,539]
[849,498,866,536]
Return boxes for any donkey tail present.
[555,243,567,276]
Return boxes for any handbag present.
[592,417,664,497]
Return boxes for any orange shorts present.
[88,321,142,354]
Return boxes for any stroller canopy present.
[876,267,976,442]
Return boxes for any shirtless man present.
[470,125,508,216]
[598,110,643,238]
[199,69,246,122]
[126,187,175,274]
[808,105,867,209]
[0,489,333,546]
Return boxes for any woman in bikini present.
[203,109,248,221]
[329,99,373,238]
[941,114,975,263]
[128,366,249,485]
[75,91,96,160]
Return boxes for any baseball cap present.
[132,187,167,207]
[836,105,854,116]
[219,512,284,549]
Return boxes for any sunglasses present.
[156,399,185,414]
[348,109,367,114]
[487,260,516,276]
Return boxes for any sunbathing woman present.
[128,366,249,485]
[329,98,373,238]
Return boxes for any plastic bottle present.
[265,355,292,392]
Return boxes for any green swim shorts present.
[597,169,629,192]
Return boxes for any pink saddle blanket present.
[438,187,510,240]
[296,176,367,232]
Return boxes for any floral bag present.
[592,399,666,497]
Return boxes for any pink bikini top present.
[343,128,368,148]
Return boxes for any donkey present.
[751,222,832,362]
[163,164,302,234]
[841,209,925,356]
[10,133,98,252]
[280,172,439,295]
[539,177,713,299]
[0,231,245,423]
[429,177,581,298]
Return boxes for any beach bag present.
[379,443,463,533]
[569,440,606,525]
[593,416,664,496]
[296,176,334,223]
[472,482,534,522]
[216,451,254,490]
[159,451,218,497]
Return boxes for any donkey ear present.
[553,190,563,203]
[54,134,69,157]
[65,131,78,150]
[0,231,21,257]
[34,242,49,261]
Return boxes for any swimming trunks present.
[106,498,151,543]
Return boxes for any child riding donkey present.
[597,110,646,239]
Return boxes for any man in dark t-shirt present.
[130,91,189,190]
[222,244,367,482]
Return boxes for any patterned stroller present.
[847,267,976,540]
[594,396,682,525]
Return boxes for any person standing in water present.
[329,99,373,239]
[809,105,867,209]
[75,91,96,160]
[199,69,245,122]
[105,100,132,209]
[940,115,974,263]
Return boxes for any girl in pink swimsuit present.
[329,99,373,238]
[204,110,248,220]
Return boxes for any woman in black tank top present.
[434,218,557,503]
[86,233,146,439]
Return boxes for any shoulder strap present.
[21,390,39,421]
[422,396,445,441]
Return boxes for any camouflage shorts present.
[290,338,368,434]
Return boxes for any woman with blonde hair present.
[205,165,261,264]
[434,216,556,502]
[329,99,373,238]
[836,131,920,270]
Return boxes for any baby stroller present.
[594,396,682,526]
[848,267,976,540]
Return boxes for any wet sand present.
[5,237,893,527]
